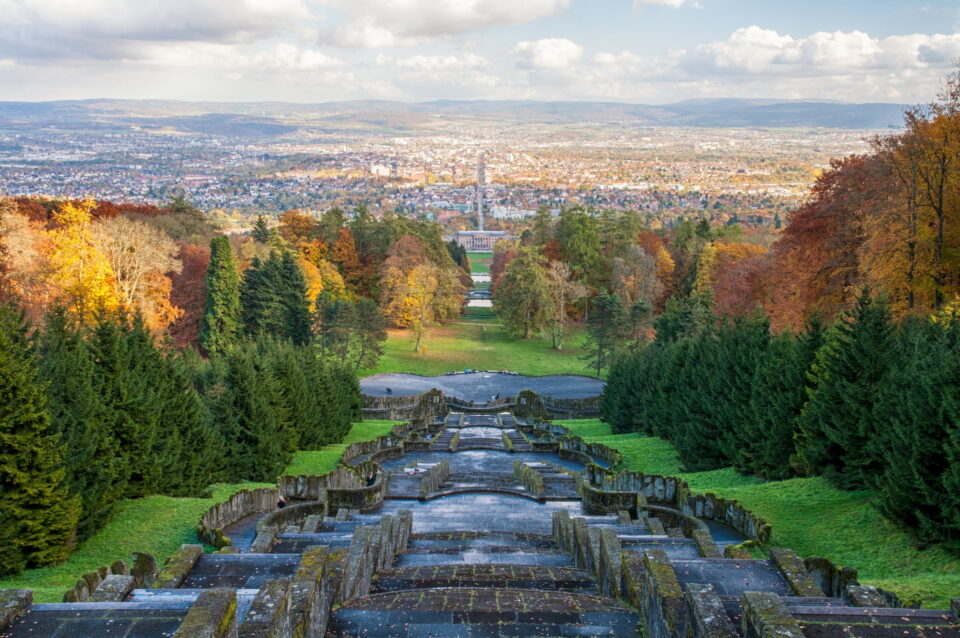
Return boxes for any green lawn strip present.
[556,419,960,608]
[0,420,402,603]
[468,252,493,273]
[366,322,591,377]
[284,420,402,476]
[0,482,268,602]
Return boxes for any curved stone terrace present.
[4,407,959,638]
[361,371,605,402]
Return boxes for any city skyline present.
[0,1,958,105]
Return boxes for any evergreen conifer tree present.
[795,289,895,489]
[0,306,80,575]
[200,236,242,355]
[39,309,122,539]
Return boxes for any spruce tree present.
[39,309,122,540]
[0,306,79,574]
[872,318,959,545]
[795,289,895,489]
[279,251,312,345]
[200,236,242,355]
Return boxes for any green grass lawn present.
[364,323,593,377]
[468,252,493,273]
[557,419,960,608]
[0,482,269,602]
[284,420,402,476]
[0,420,402,603]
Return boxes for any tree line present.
[0,306,359,577]
[602,289,960,548]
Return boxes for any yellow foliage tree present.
[48,199,120,325]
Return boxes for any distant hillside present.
[0,97,909,132]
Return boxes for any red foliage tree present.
[167,242,209,349]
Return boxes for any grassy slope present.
[285,420,402,476]
[0,482,270,602]
[557,419,960,608]
[365,323,591,377]
[0,420,402,603]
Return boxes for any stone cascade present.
[1,405,958,637]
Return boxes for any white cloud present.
[633,0,695,7]
[0,0,319,62]
[381,53,490,72]
[512,38,583,70]
[685,26,960,76]
[322,0,571,48]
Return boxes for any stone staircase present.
[329,529,641,637]
[4,411,959,638]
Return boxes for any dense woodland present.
[597,70,960,548]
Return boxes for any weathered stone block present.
[771,548,824,597]
[302,515,323,534]
[0,589,32,631]
[154,544,204,589]
[641,549,687,638]
[846,585,888,608]
[250,531,277,554]
[239,579,291,638]
[692,529,721,558]
[597,528,622,598]
[686,583,738,638]
[621,549,645,609]
[290,547,329,638]
[647,517,666,535]
[132,551,159,588]
[110,559,129,575]
[72,579,89,602]
[723,543,752,559]
[82,570,102,593]
[740,591,803,638]
[803,556,859,598]
[90,575,136,602]
[174,588,238,638]
[950,598,959,619]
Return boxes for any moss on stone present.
[771,548,825,597]
[173,588,237,638]
[153,544,203,589]
[740,591,804,638]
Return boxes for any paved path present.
[361,371,604,401]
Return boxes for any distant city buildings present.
[453,230,512,251]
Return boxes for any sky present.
[0,0,958,104]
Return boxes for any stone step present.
[329,588,640,637]
[619,537,703,560]
[399,546,572,567]
[671,558,792,597]
[270,532,356,553]
[127,588,260,623]
[5,601,193,638]
[372,565,597,593]
[181,553,301,588]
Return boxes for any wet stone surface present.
[372,565,597,593]
[180,553,300,588]
[671,558,792,597]
[5,603,191,638]
[361,372,604,401]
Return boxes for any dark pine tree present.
[743,315,824,480]
[795,289,895,489]
[200,236,242,356]
[39,309,122,540]
[0,306,79,575]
